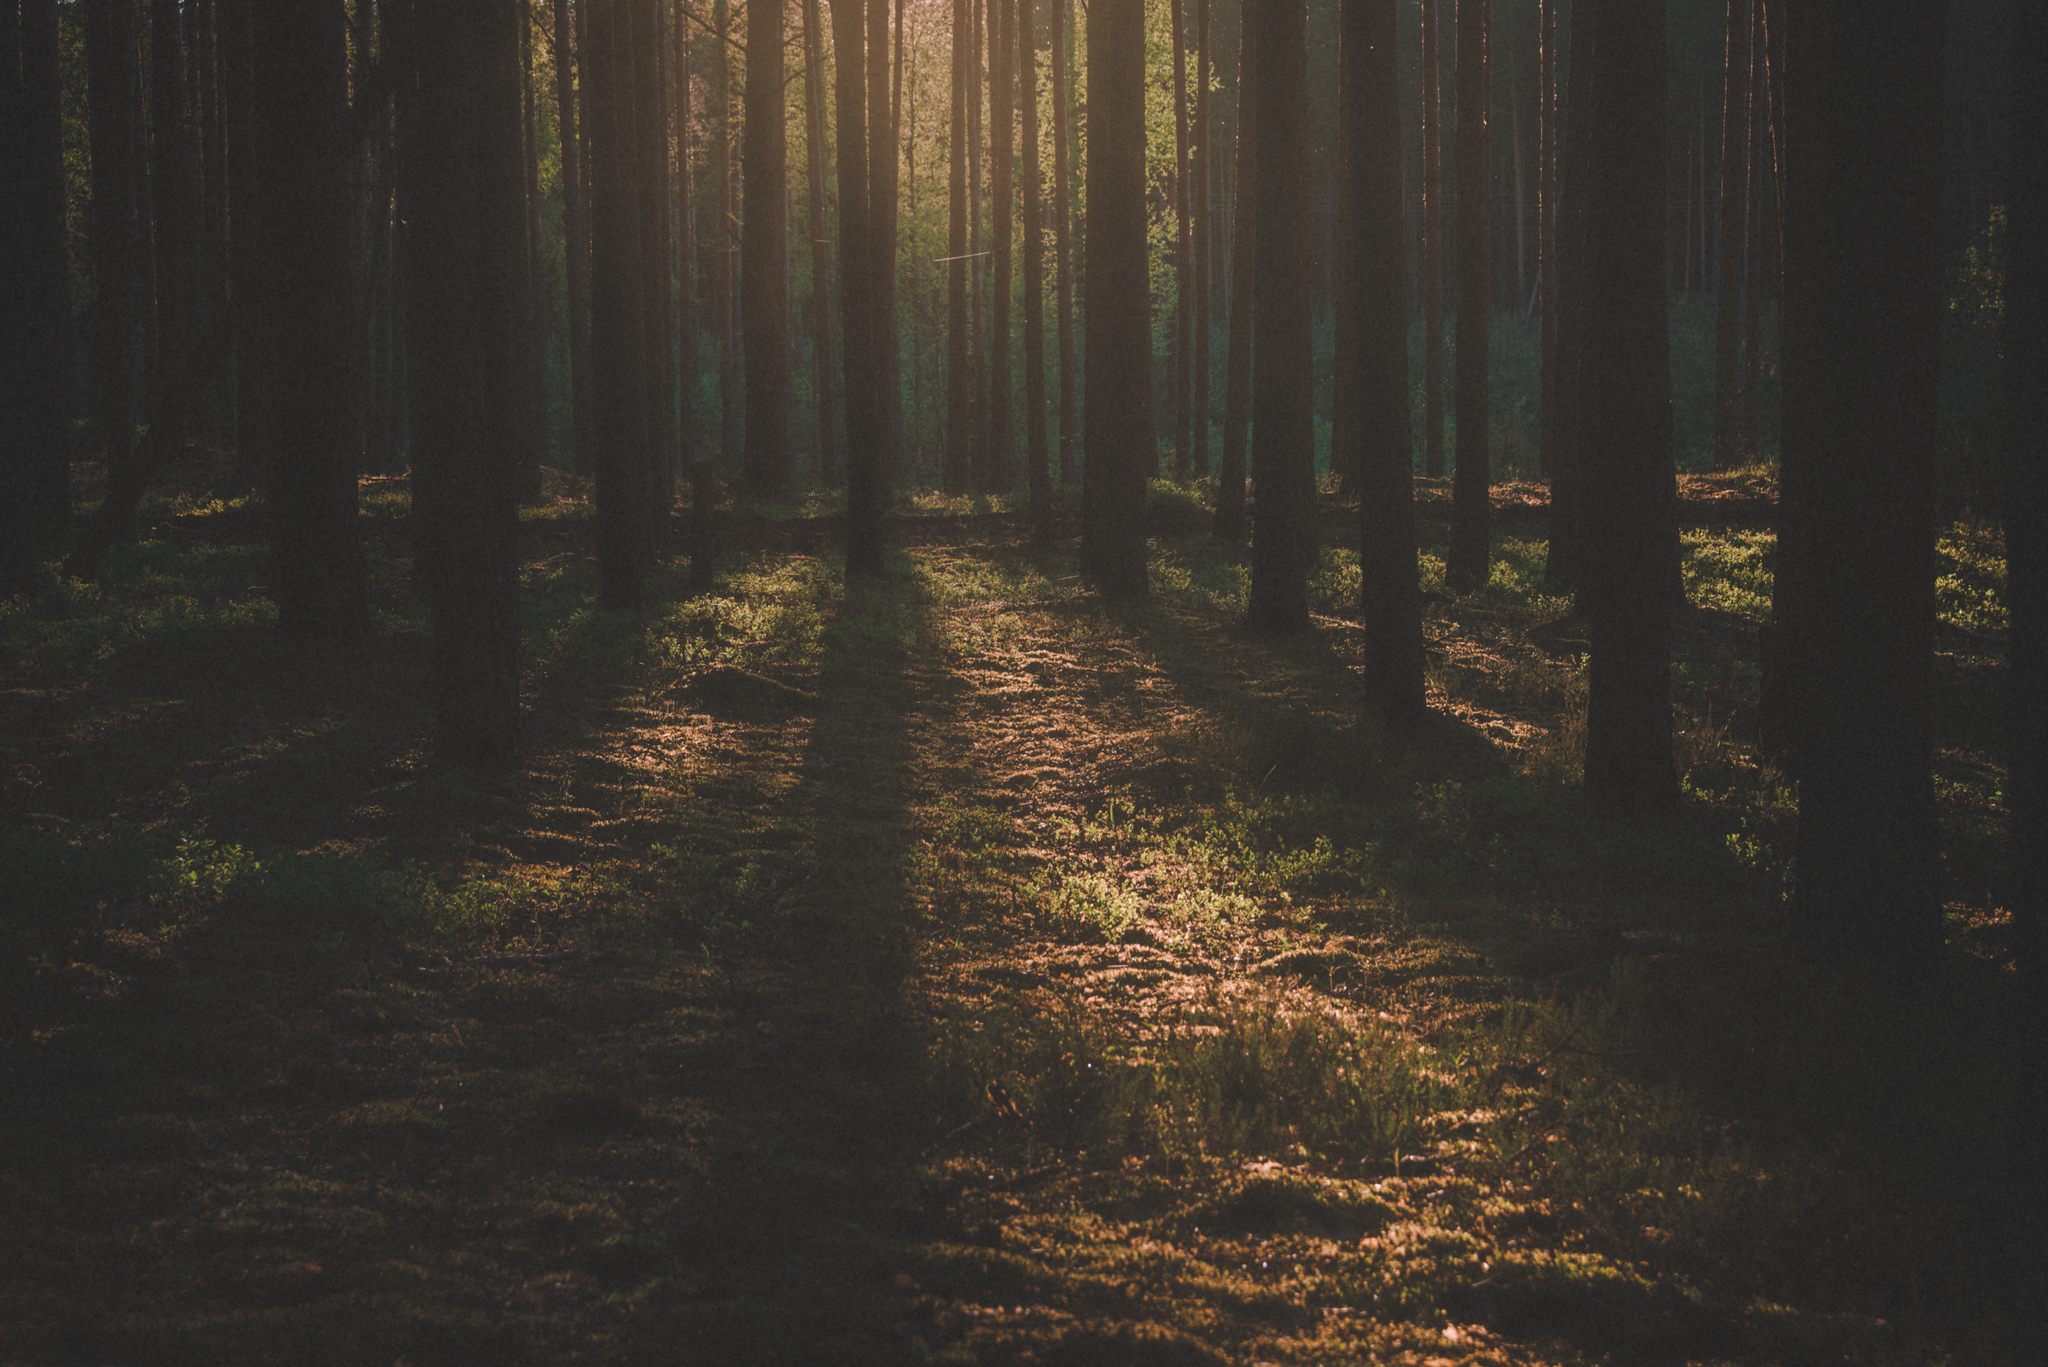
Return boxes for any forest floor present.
[0,461,2033,1366]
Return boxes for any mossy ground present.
[1,456,2029,1365]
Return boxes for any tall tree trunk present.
[802,0,837,483]
[674,0,699,472]
[1190,0,1211,481]
[1419,0,1444,479]
[1535,0,1554,477]
[1444,0,1490,590]
[1740,0,1764,462]
[1773,0,1945,974]
[1079,0,1151,598]
[632,0,675,515]
[867,0,901,482]
[1542,0,1593,592]
[555,0,594,475]
[1171,0,1192,481]
[829,0,885,575]
[1510,68,1525,312]
[986,0,1014,492]
[515,0,547,500]
[741,0,792,496]
[222,0,269,481]
[409,0,525,765]
[1712,0,1750,471]
[1020,0,1048,533]
[712,0,738,466]
[1,0,74,582]
[1580,0,1675,808]
[1213,6,1254,543]
[1341,0,1423,722]
[2006,0,2045,994]
[967,0,984,486]
[588,0,653,606]
[1244,0,1310,633]
[84,0,145,536]
[255,0,366,636]
[944,0,970,492]
[149,0,201,454]
[1051,0,1077,486]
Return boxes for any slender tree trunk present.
[674,0,699,470]
[945,0,970,492]
[515,2,547,499]
[1213,7,1255,542]
[1712,0,1750,471]
[1536,0,1554,477]
[1419,0,1444,478]
[1773,0,1945,973]
[84,0,145,536]
[868,0,901,482]
[712,0,738,466]
[1079,0,1152,598]
[802,0,837,483]
[1190,0,1211,481]
[2006,0,2046,994]
[1339,0,1423,719]
[1740,0,1764,462]
[149,0,201,454]
[553,0,594,475]
[1051,0,1077,486]
[633,0,675,516]
[985,0,1014,492]
[409,0,525,764]
[1580,0,1675,808]
[255,0,366,635]
[1171,0,1192,481]
[588,0,653,606]
[830,0,885,575]
[1543,0,1593,592]
[1445,0,1490,589]
[1020,0,1048,534]
[1245,0,1311,633]
[1,0,74,581]
[967,0,984,486]
[1510,68,1525,313]
[741,0,792,496]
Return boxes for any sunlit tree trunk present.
[1444,0,1490,591]
[515,1,548,500]
[1244,0,1310,633]
[741,0,792,497]
[945,0,970,492]
[712,0,738,466]
[1190,0,1211,481]
[1773,0,1945,974]
[1020,0,1049,534]
[1079,0,1151,598]
[868,0,900,481]
[1171,0,1192,482]
[1213,8,1254,542]
[1051,0,1077,486]
[1341,0,1423,722]
[986,0,1014,492]
[675,0,700,469]
[802,0,837,483]
[410,0,526,764]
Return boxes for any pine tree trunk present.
[632,0,675,517]
[742,0,792,496]
[712,0,738,467]
[967,0,984,486]
[1171,0,1192,482]
[1341,0,1423,722]
[1739,0,1764,462]
[1445,0,1490,591]
[409,0,526,765]
[1020,0,1048,533]
[1213,7,1254,543]
[802,0,838,483]
[1712,0,1750,471]
[1535,0,1554,478]
[986,0,1013,492]
[515,3,547,500]
[1774,0,1945,974]
[1079,0,1152,599]
[1580,0,1675,809]
[554,0,594,475]
[674,0,699,472]
[944,0,970,492]
[1419,0,1444,479]
[1542,0,1592,593]
[84,0,145,533]
[1245,0,1310,633]
[868,0,902,483]
[1190,0,1211,481]
[149,0,202,452]
[255,0,366,635]
[830,0,886,575]
[1051,0,1077,487]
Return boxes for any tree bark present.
[944,0,970,492]
[409,0,526,765]
[255,0,366,636]
[1244,0,1311,634]
[829,0,885,575]
[555,0,594,474]
[1190,0,1211,481]
[1580,0,1675,809]
[1079,0,1151,599]
[1051,0,1077,486]
[676,0,700,470]
[1419,0,1444,479]
[84,0,145,537]
[868,0,901,482]
[1020,0,1048,534]
[1171,0,1192,482]
[985,0,1014,492]
[1773,0,1945,974]
[515,1,548,500]
[1535,0,1554,478]
[1445,0,1490,591]
[801,0,837,483]
[712,0,738,466]
[1212,7,1254,543]
[1542,0,1592,593]
[632,0,675,515]
[741,0,792,496]
[1739,0,1764,463]
[1712,0,1750,472]
[1341,0,1423,722]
